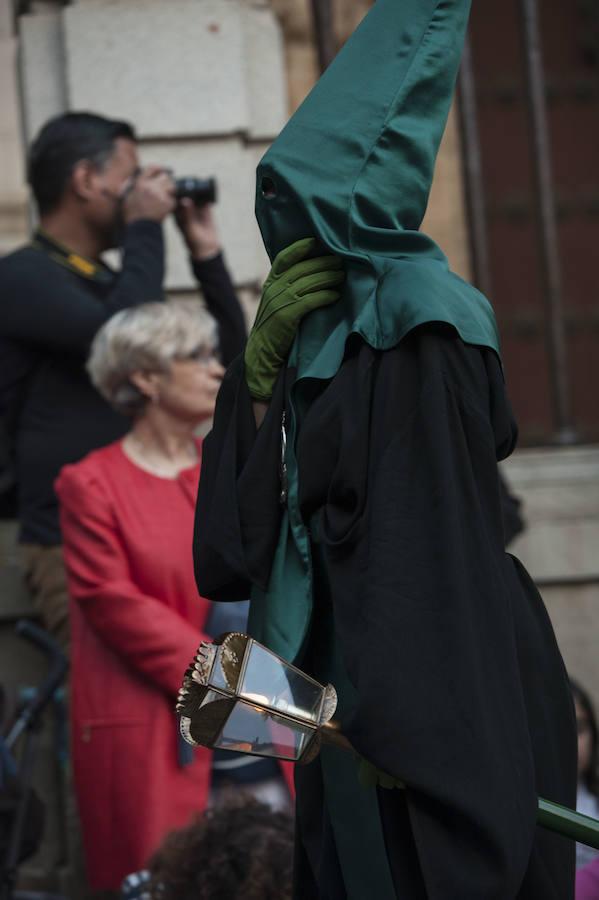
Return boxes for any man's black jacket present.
[0,220,246,543]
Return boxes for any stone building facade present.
[0,0,598,890]
[0,0,470,291]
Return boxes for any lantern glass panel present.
[199,688,225,708]
[210,649,230,690]
[239,642,324,722]
[214,699,315,762]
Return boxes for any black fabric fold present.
[194,357,286,599]
[194,325,576,898]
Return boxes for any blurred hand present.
[175,200,221,261]
[122,166,176,224]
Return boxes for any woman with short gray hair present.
[83,297,224,478]
[53,297,287,893]
[87,298,219,419]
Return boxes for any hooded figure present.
[194,0,576,896]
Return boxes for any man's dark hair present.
[27,112,136,214]
[147,795,294,900]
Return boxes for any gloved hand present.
[357,757,405,791]
[244,237,344,401]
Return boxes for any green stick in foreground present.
[538,799,599,849]
[177,632,599,850]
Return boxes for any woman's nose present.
[209,358,226,378]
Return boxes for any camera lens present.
[174,177,217,207]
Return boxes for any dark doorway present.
[467,0,599,444]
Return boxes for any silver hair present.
[87,299,219,416]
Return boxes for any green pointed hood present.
[255,0,500,381]
[247,0,502,666]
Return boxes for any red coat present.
[56,441,263,889]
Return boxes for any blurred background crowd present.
[0,0,598,898]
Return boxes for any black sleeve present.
[192,253,247,367]
[193,356,285,601]
[106,219,165,309]
[1,220,164,354]
[317,336,539,898]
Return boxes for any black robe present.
[194,324,576,899]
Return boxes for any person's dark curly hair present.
[147,795,294,900]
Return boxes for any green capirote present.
[244,237,344,401]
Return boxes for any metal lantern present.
[176,632,345,763]
[176,632,599,851]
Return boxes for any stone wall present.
[0,0,28,253]
[271,0,373,111]
[502,446,599,708]
[15,0,289,327]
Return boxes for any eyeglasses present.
[176,346,218,365]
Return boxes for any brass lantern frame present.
[176,632,343,763]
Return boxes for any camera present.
[174,176,217,207]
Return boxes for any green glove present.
[244,237,344,401]
[357,757,406,791]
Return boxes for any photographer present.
[0,111,246,650]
